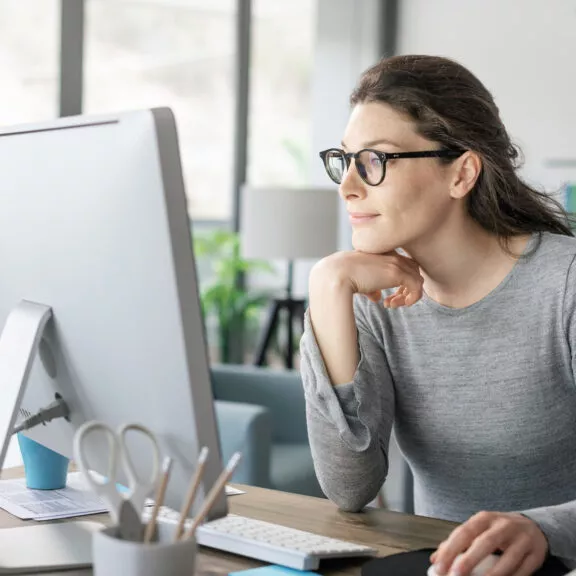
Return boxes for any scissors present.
[73,420,161,541]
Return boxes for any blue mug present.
[17,434,69,490]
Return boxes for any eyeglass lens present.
[324,150,385,185]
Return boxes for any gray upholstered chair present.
[211,364,324,498]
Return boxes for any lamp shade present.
[240,186,339,260]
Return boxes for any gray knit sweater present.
[300,232,576,565]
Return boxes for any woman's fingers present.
[433,512,494,575]
[393,259,424,305]
[383,285,422,308]
[389,292,407,308]
[355,252,424,308]
[432,512,548,576]
[383,288,403,308]
[484,537,529,576]
[510,553,544,576]
[404,290,422,306]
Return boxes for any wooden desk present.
[0,467,458,576]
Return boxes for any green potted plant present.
[194,228,275,364]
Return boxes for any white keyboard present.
[146,508,377,570]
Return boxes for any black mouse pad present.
[361,549,567,576]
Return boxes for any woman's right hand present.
[310,250,425,308]
[307,251,424,384]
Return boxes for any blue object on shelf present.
[563,182,576,212]
[17,433,69,490]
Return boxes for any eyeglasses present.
[319,148,465,186]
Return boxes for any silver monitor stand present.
[0,301,100,573]
[0,301,53,470]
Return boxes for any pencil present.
[182,451,242,541]
[143,456,173,544]
[173,446,209,542]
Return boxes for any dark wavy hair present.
[350,55,573,244]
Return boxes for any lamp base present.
[254,298,306,370]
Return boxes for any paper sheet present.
[226,485,246,496]
[0,472,107,520]
[0,472,245,521]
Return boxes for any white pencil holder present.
[92,523,196,576]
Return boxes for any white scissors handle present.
[73,420,124,524]
[117,422,161,514]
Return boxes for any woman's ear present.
[449,152,482,199]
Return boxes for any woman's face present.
[339,101,462,254]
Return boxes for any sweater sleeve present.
[520,254,576,567]
[299,294,396,512]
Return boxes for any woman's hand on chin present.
[311,250,424,307]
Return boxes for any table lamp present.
[240,185,339,369]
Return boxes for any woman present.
[300,54,576,576]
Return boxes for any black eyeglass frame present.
[319,148,466,186]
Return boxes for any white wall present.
[397,0,576,196]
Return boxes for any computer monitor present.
[0,108,227,520]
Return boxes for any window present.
[244,0,316,368]
[248,0,316,186]
[84,0,237,221]
[0,0,59,126]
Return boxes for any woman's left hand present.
[430,511,548,576]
